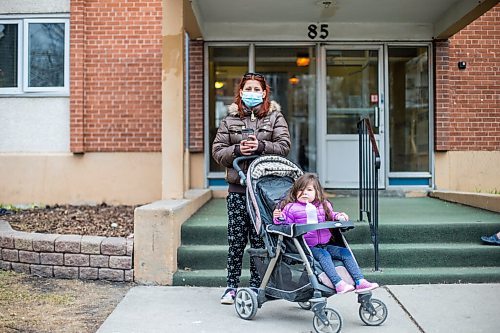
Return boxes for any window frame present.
[0,19,23,94]
[0,17,69,95]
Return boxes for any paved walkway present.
[97,283,500,333]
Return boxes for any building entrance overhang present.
[190,0,497,41]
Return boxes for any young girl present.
[273,173,379,294]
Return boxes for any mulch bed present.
[0,204,136,238]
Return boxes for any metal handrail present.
[358,117,381,271]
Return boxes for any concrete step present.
[177,243,500,270]
[172,266,500,287]
[176,197,500,287]
[181,221,500,245]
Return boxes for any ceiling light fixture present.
[316,0,334,9]
[296,54,310,67]
[289,75,299,85]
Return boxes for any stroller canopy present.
[246,155,303,235]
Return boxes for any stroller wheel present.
[358,298,388,326]
[298,301,312,310]
[312,307,342,333]
[235,288,258,320]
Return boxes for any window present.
[388,46,430,172]
[0,18,69,94]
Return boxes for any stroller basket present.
[248,247,313,302]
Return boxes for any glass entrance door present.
[321,46,385,188]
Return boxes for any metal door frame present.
[317,44,386,189]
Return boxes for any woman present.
[212,72,291,304]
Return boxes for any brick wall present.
[70,0,162,152]
[435,4,500,151]
[189,40,204,152]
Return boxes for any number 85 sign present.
[307,23,329,40]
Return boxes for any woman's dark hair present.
[278,173,334,221]
[234,73,271,118]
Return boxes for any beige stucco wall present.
[0,153,161,206]
[189,152,205,189]
[435,151,500,193]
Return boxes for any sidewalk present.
[97,283,500,333]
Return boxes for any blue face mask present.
[242,91,263,108]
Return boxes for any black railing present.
[358,118,381,271]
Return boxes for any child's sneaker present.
[355,279,379,293]
[220,288,236,305]
[335,280,355,294]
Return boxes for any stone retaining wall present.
[0,220,133,282]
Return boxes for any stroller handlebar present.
[232,155,260,186]
[294,220,355,236]
[267,220,355,238]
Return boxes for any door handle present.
[374,106,379,127]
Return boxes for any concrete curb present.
[430,190,500,213]
[133,189,212,285]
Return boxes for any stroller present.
[232,155,388,333]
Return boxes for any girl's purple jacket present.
[273,200,340,247]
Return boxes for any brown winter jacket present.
[212,101,291,193]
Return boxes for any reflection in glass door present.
[255,46,316,172]
[207,46,249,173]
[322,47,385,188]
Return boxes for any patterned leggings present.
[226,192,265,288]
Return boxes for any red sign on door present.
[370,94,378,103]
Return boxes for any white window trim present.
[0,17,69,95]
[23,18,70,93]
[0,19,23,94]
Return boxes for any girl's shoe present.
[220,288,236,305]
[355,279,379,293]
[335,280,355,294]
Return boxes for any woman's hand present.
[240,134,259,155]
[273,209,282,219]
[335,212,349,221]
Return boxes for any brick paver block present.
[126,238,134,256]
[0,260,11,271]
[124,269,134,282]
[101,237,126,255]
[2,249,19,262]
[99,268,124,282]
[81,236,106,254]
[80,267,99,280]
[31,264,54,278]
[0,232,15,248]
[64,253,90,267]
[0,220,13,232]
[19,250,40,264]
[11,262,30,274]
[40,252,64,266]
[109,256,132,269]
[14,233,34,251]
[90,255,109,268]
[54,266,79,279]
[32,233,60,252]
[55,235,82,253]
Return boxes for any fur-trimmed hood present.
[227,101,281,117]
